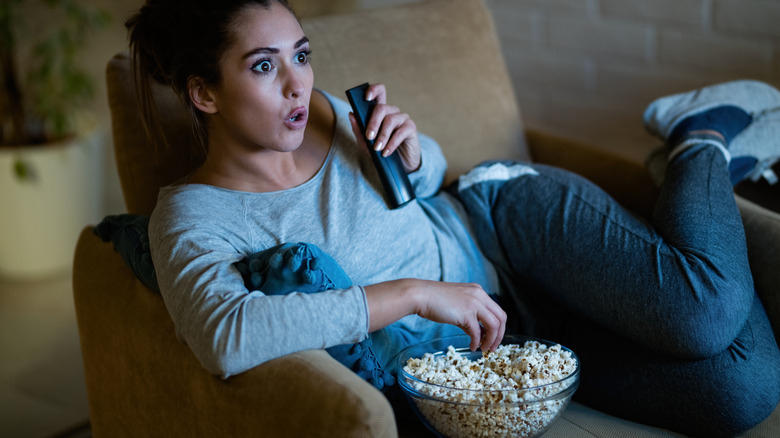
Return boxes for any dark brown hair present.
[125,0,296,154]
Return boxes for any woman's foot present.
[643,80,780,185]
[643,79,780,141]
[729,108,780,184]
[665,106,751,168]
[667,106,751,151]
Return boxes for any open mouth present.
[284,107,308,130]
[288,107,307,122]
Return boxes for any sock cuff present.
[668,138,731,163]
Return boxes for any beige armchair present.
[73,0,779,436]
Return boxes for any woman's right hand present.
[364,279,507,352]
[348,83,422,173]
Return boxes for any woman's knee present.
[668,275,755,359]
[697,358,780,436]
[691,310,780,436]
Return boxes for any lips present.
[284,107,308,130]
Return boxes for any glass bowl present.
[396,335,580,438]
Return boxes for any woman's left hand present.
[348,83,421,173]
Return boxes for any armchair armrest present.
[735,197,780,341]
[73,227,396,438]
[526,128,659,218]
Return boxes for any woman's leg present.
[454,81,780,435]
[458,81,780,358]
[543,292,780,437]
[457,153,780,436]
[458,150,753,359]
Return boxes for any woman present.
[127,0,780,436]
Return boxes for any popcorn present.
[402,341,578,438]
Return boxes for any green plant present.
[0,0,110,148]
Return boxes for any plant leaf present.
[13,158,37,182]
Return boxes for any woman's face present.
[202,2,313,154]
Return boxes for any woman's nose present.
[282,68,305,99]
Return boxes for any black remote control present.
[346,83,416,209]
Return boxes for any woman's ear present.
[188,76,218,114]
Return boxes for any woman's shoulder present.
[159,182,238,206]
[315,89,363,156]
[316,89,355,141]
[151,184,243,231]
[317,88,351,117]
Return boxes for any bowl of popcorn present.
[396,335,580,438]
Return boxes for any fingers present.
[371,109,415,157]
[350,105,421,171]
[360,83,389,143]
[480,302,507,352]
[348,83,387,145]
[415,280,507,353]
[364,83,387,104]
[366,103,421,170]
[462,319,483,352]
[470,298,506,352]
[349,83,421,171]
[348,86,404,151]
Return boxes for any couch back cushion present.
[107,0,528,215]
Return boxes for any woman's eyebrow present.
[294,36,309,49]
[242,37,310,59]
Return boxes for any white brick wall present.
[714,0,780,39]
[293,0,780,162]
[602,0,703,27]
[549,17,650,61]
[487,0,780,161]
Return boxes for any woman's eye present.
[296,51,311,64]
[253,60,273,73]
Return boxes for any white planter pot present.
[0,130,103,279]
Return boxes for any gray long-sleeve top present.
[149,92,498,378]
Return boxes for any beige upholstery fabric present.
[302,0,529,183]
[737,196,780,343]
[106,54,201,216]
[74,227,396,437]
[74,0,778,436]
